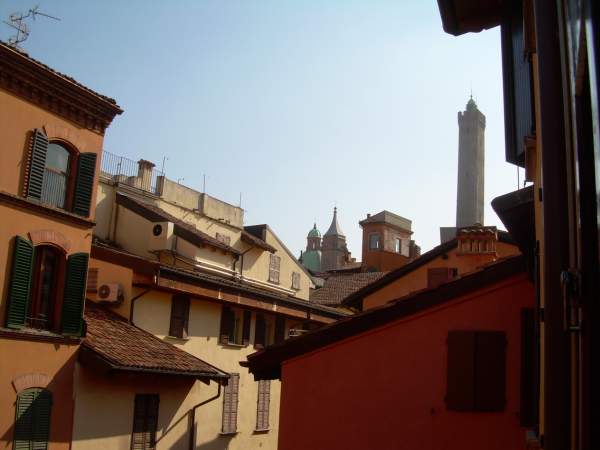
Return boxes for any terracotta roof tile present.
[83,302,228,379]
[310,271,387,306]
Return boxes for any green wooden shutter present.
[6,236,34,329]
[61,253,89,336]
[13,388,52,450]
[72,152,97,217]
[25,130,49,201]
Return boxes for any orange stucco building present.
[0,42,121,449]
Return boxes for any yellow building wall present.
[363,242,520,310]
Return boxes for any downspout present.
[189,382,222,450]
[234,247,254,280]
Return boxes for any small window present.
[427,267,458,289]
[219,306,251,346]
[13,388,52,450]
[131,394,159,450]
[446,331,506,412]
[254,314,275,349]
[216,232,231,246]
[395,238,401,253]
[42,142,71,209]
[369,233,380,250]
[256,380,271,431]
[222,374,240,434]
[291,272,301,290]
[29,245,62,330]
[269,254,281,284]
[169,295,190,339]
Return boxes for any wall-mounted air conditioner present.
[148,221,175,251]
[98,283,123,304]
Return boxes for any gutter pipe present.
[189,382,223,450]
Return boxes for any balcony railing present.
[100,150,164,195]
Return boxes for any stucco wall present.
[363,242,520,310]
[278,275,534,450]
[0,338,79,450]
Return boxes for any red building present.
[244,255,535,450]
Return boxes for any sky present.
[1,1,524,258]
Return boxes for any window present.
[169,295,190,339]
[25,129,97,217]
[216,232,231,246]
[369,233,380,250]
[291,272,301,290]
[29,246,62,330]
[427,268,458,289]
[395,238,401,253]
[222,374,239,434]
[13,388,52,450]
[274,316,286,344]
[256,380,271,431]
[5,236,88,336]
[446,331,507,412]
[268,254,280,283]
[254,314,275,349]
[219,306,251,346]
[131,394,159,450]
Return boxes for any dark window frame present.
[168,295,190,339]
[28,244,66,331]
[131,394,159,450]
[369,233,381,251]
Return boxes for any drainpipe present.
[234,247,254,279]
[189,382,222,450]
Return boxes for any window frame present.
[168,295,190,339]
[369,233,381,251]
[43,141,77,211]
[131,394,159,450]
[28,244,66,331]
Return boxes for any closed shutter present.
[446,331,476,411]
[291,272,300,290]
[72,152,97,217]
[474,331,506,411]
[256,380,271,431]
[169,295,190,339]
[6,236,35,329]
[269,255,280,283]
[274,316,286,344]
[427,268,457,288]
[61,253,89,336]
[24,129,49,201]
[222,374,239,434]
[219,306,233,345]
[131,394,159,450]
[13,388,52,450]
[254,314,266,349]
[241,310,251,346]
[520,308,536,426]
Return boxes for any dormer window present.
[369,233,381,250]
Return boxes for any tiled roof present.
[83,302,228,379]
[0,41,121,107]
[116,193,240,255]
[310,272,387,305]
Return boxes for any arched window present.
[28,245,64,330]
[13,388,52,450]
[41,142,71,209]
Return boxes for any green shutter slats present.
[25,130,49,201]
[61,253,89,336]
[72,152,97,217]
[14,388,52,450]
[6,236,34,329]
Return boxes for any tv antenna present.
[3,5,60,49]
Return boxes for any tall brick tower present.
[321,207,350,271]
[455,97,486,228]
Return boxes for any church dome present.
[466,97,478,111]
[308,223,321,238]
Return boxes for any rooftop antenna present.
[3,5,60,50]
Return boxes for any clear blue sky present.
[1,1,523,258]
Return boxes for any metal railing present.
[100,150,164,195]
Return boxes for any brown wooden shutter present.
[446,331,476,411]
[242,310,251,346]
[520,308,536,426]
[222,374,239,434]
[254,314,266,349]
[269,254,281,283]
[274,316,286,344]
[219,306,233,344]
[427,268,457,288]
[474,331,507,411]
[169,295,190,339]
[86,268,99,292]
[131,394,159,450]
[256,380,271,431]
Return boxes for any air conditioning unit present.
[148,221,175,251]
[97,283,123,304]
[288,328,308,338]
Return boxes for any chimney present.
[137,159,155,191]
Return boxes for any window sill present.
[165,335,190,342]
[253,428,270,434]
[219,431,238,437]
[0,327,81,345]
[221,342,246,348]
